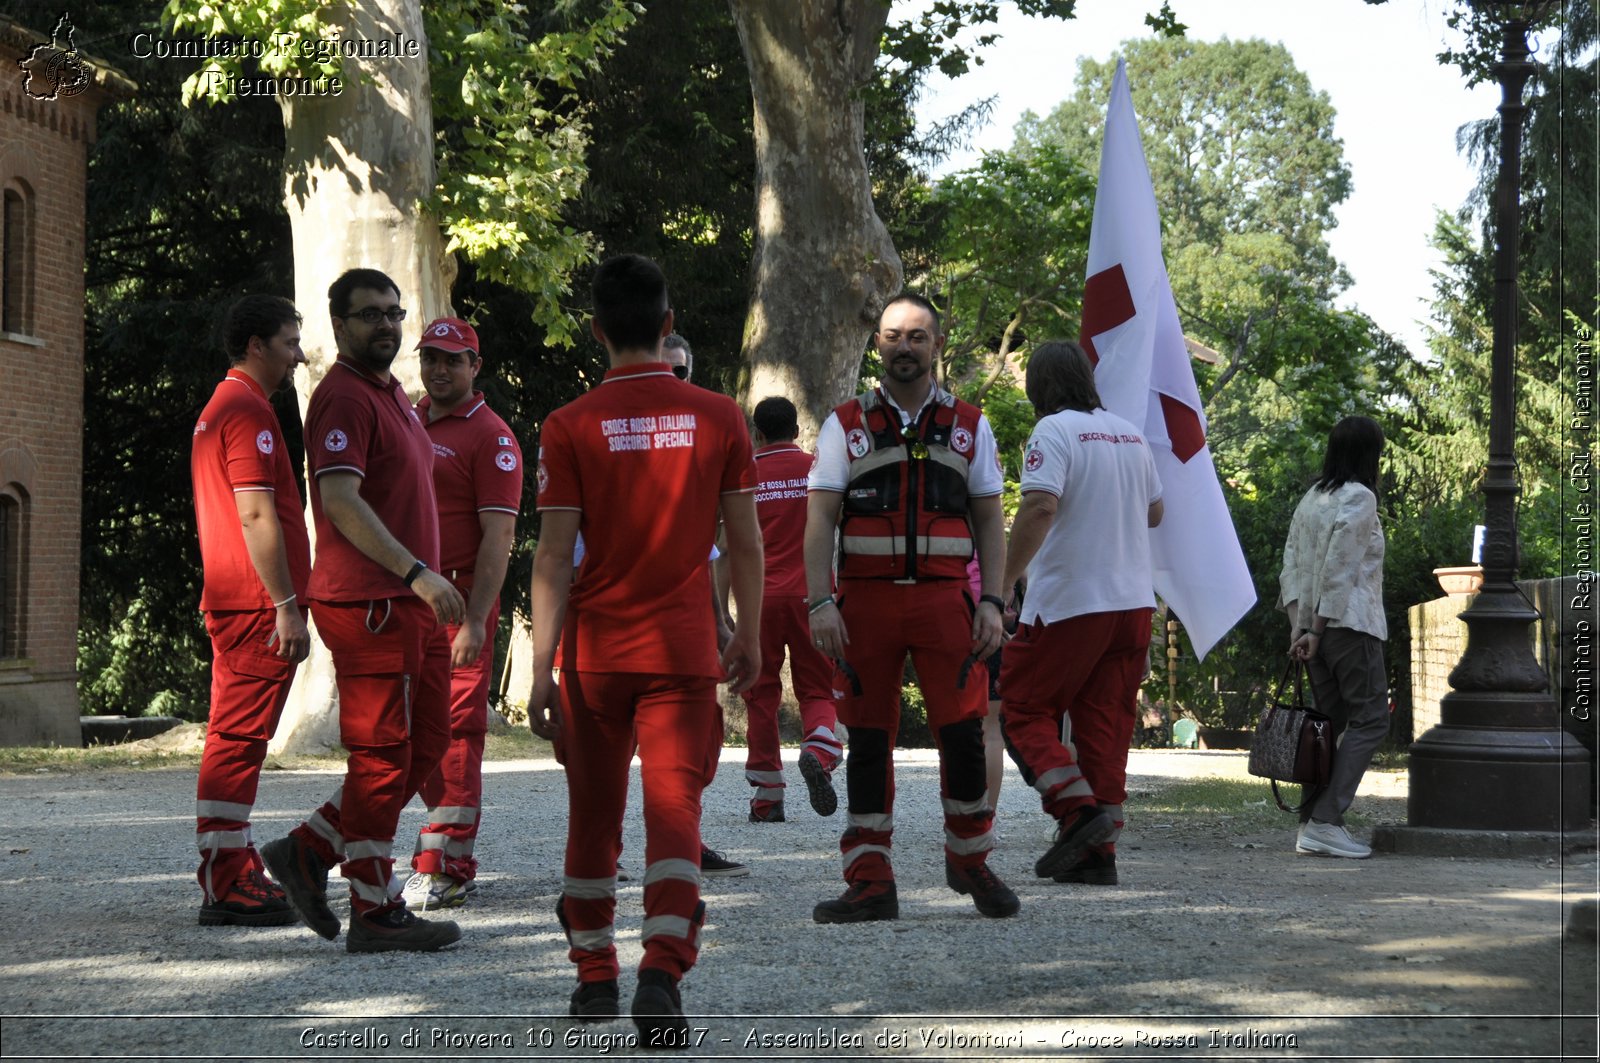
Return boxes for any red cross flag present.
[1079,60,1255,660]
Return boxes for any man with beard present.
[402,317,521,910]
[805,293,1017,922]
[263,268,466,953]
[190,294,310,926]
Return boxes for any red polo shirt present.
[418,391,523,580]
[752,443,811,598]
[192,369,311,611]
[305,358,440,602]
[536,362,756,676]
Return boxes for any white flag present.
[1080,59,1255,660]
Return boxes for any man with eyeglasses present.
[262,268,467,954]
[662,332,692,380]
[804,293,1016,923]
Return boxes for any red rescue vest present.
[834,387,983,581]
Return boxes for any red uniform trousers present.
[999,607,1152,853]
[833,578,992,885]
[412,598,499,881]
[741,595,841,810]
[555,671,720,983]
[196,607,301,902]
[289,597,450,914]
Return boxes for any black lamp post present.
[1404,8,1589,834]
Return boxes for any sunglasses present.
[671,365,689,380]
[342,307,408,325]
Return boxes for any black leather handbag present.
[1247,660,1332,812]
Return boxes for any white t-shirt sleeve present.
[808,413,849,491]
[1019,418,1071,497]
[967,415,1005,497]
[1142,440,1163,504]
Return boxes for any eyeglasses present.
[671,365,689,380]
[342,307,408,325]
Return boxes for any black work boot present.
[261,834,340,940]
[1053,850,1119,885]
[1034,805,1114,879]
[799,749,838,817]
[632,968,689,1049]
[569,979,620,1022]
[812,880,899,923]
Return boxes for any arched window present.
[1,184,34,336]
[0,488,24,659]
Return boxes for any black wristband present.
[979,594,1006,610]
[808,595,836,614]
[403,559,428,587]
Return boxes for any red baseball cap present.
[415,317,479,355]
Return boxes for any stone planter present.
[1433,565,1484,597]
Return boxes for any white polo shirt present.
[1018,407,1162,624]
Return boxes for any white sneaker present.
[1296,820,1372,859]
[402,871,470,910]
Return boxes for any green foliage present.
[1142,1,1187,38]
[455,0,757,618]
[898,683,933,748]
[164,0,636,347]
[425,1,637,346]
[1435,0,1585,87]
[879,1,1079,80]
[924,145,1096,396]
[1015,37,1350,270]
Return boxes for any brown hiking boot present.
[345,905,461,953]
[946,858,1021,918]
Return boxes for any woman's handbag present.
[1248,660,1332,812]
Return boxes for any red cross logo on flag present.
[1078,60,1254,659]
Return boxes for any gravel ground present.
[0,742,1595,1062]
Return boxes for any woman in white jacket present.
[1277,415,1389,859]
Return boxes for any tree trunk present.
[729,0,902,441]
[269,0,454,754]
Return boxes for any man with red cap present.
[262,268,466,954]
[190,293,310,926]
[402,317,522,910]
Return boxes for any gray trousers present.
[1301,627,1390,825]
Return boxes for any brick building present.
[0,15,132,745]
